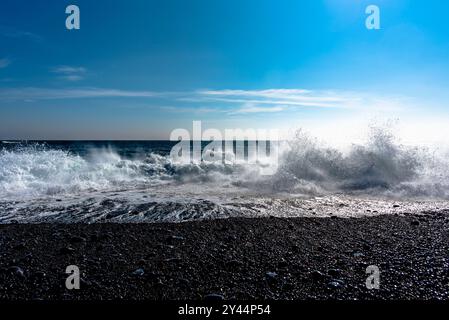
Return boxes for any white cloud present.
[202,89,312,98]
[52,65,87,81]
[229,103,285,114]
[0,58,11,69]
[161,106,223,114]
[0,87,157,100]
[195,89,352,109]
[0,26,43,42]
[193,88,407,113]
[53,66,87,74]
[0,86,408,117]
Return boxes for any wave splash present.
[0,145,153,199]
[267,126,449,198]
[1,126,449,200]
[0,143,257,200]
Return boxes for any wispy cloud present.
[229,103,285,114]
[161,106,223,114]
[0,58,11,69]
[0,87,157,101]
[0,26,42,42]
[190,88,407,114]
[52,66,87,81]
[0,86,406,115]
[193,89,354,109]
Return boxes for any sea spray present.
[1,125,449,201]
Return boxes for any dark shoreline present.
[1,212,449,301]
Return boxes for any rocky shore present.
[1,212,449,300]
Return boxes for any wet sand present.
[1,211,449,300]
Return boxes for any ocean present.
[1,130,449,223]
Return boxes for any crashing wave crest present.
[1,126,449,200]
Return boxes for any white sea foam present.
[0,145,155,199]
[265,127,449,199]
[1,126,449,222]
[1,126,449,201]
[0,144,260,200]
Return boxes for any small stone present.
[59,246,75,255]
[328,279,345,289]
[277,258,288,268]
[203,294,225,301]
[80,278,92,287]
[310,270,328,282]
[226,259,243,269]
[166,235,185,244]
[8,266,25,278]
[132,268,145,276]
[138,259,147,266]
[69,236,86,243]
[266,271,278,280]
[178,278,190,287]
[34,271,46,278]
[327,269,341,277]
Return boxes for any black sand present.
[1,212,449,300]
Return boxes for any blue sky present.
[1,0,449,141]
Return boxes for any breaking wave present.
[267,126,449,198]
[1,126,449,201]
[0,144,256,200]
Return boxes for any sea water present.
[1,128,449,223]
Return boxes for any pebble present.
[132,268,145,276]
[277,258,288,268]
[8,266,25,278]
[34,271,46,278]
[59,246,75,255]
[310,270,328,282]
[328,279,345,289]
[69,236,86,243]
[226,259,243,269]
[327,269,342,277]
[203,294,225,301]
[166,235,185,244]
[266,271,278,280]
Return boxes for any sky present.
[1,0,449,143]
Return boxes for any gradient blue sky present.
[1,0,449,141]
